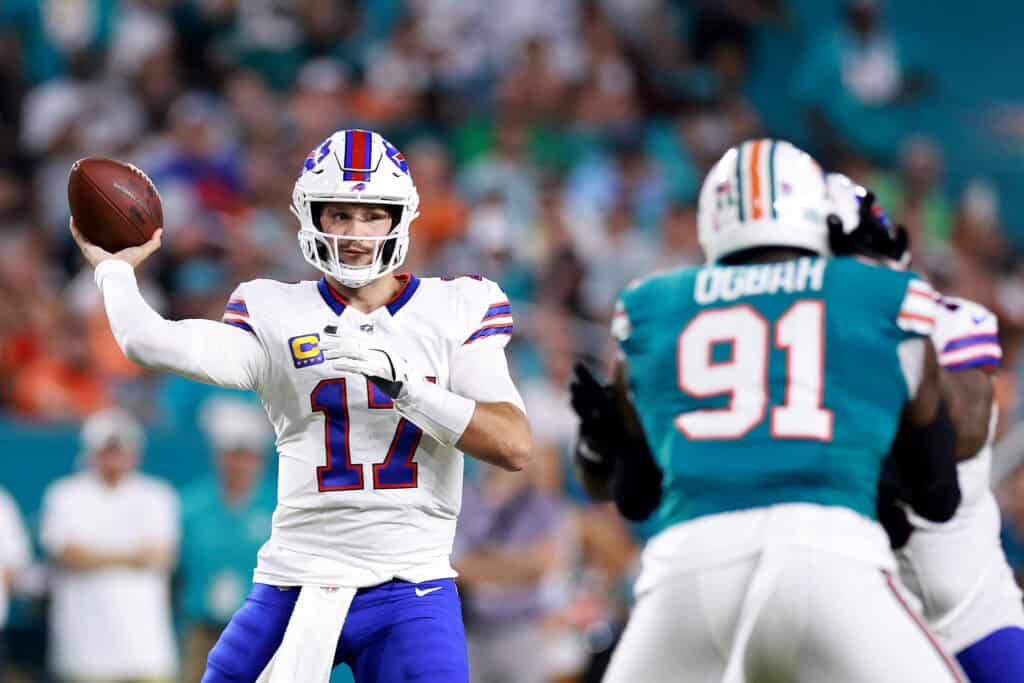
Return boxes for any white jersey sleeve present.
[931,296,1001,372]
[449,277,525,412]
[896,277,940,337]
[95,260,269,390]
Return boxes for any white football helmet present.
[291,129,420,288]
[697,139,831,263]
[825,172,865,236]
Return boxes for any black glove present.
[877,451,914,549]
[570,362,621,477]
[828,191,910,266]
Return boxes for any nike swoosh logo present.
[972,314,988,324]
[415,586,443,597]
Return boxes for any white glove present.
[320,326,476,447]
[321,326,413,400]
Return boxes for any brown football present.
[68,157,163,253]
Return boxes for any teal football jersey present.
[614,256,938,531]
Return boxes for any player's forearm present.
[94,260,260,389]
[96,258,218,377]
[945,369,994,459]
[457,402,533,472]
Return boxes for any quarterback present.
[70,129,532,683]
[571,139,966,681]
[829,173,1024,683]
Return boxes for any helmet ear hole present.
[311,202,326,230]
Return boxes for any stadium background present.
[3,0,1024,681]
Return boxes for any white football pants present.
[604,506,967,683]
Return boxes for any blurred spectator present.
[454,463,575,683]
[0,486,30,676]
[794,0,930,158]
[871,135,953,258]
[1000,462,1024,587]
[578,201,658,318]
[458,115,539,240]
[564,138,669,238]
[179,398,274,683]
[148,92,243,223]
[40,408,179,683]
[518,306,579,451]
[12,311,111,421]
[436,194,536,303]
[654,201,702,271]
[404,138,469,268]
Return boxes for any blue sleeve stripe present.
[464,325,514,344]
[944,356,1001,372]
[225,301,249,315]
[223,319,256,335]
[482,304,512,320]
[943,334,998,352]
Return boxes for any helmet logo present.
[301,137,334,177]
[714,181,737,214]
[383,139,410,175]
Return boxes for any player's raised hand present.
[70,217,163,269]
[321,326,412,399]
[570,363,620,441]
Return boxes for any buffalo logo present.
[301,138,334,177]
[382,139,410,175]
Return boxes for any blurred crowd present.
[3,0,1024,681]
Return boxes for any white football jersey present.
[899,295,1023,652]
[222,273,522,587]
[930,295,1001,505]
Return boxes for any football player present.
[570,139,967,682]
[829,172,1024,682]
[70,129,533,683]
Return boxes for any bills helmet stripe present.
[343,130,372,181]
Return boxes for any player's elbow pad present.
[611,439,662,522]
[900,399,961,523]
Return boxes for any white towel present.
[257,585,356,683]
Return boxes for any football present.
[68,157,163,253]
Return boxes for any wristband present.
[394,379,476,447]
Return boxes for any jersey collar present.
[385,274,420,315]
[317,274,420,317]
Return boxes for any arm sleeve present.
[886,399,961,526]
[450,342,526,412]
[450,278,524,411]
[895,277,939,338]
[932,297,1001,373]
[95,260,268,390]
